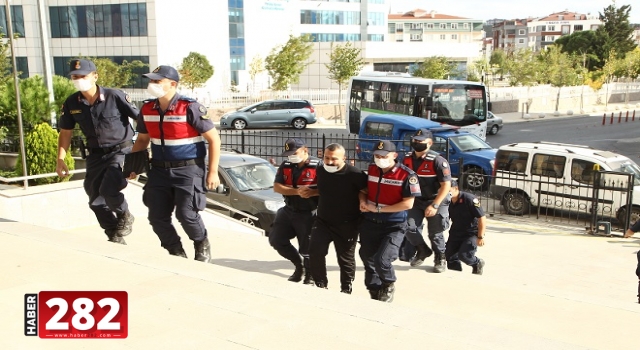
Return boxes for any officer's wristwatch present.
[376,205,382,213]
[432,203,440,209]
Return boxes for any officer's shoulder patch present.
[442,161,448,168]
[409,176,418,184]
[199,105,207,113]
[473,198,480,207]
[125,93,132,103]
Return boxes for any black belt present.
[284,205,314,213]
[89,140,133,155]
[364,216,404,224]
[151,158,205,169]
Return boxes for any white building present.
[526,11,601,51]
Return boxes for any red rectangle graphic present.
[37,291,128,339]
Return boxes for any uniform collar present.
[153,93,180,111]
[77,85,105,105]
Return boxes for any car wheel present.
[489,124,499,135]
[617,205,640,227]
[232,119,247,130]
[462,167,487,191]
[292,117,307,130]
[503,192,530,215]
[234,213,261,228]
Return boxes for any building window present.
[0,5,25,37]
[5,57,29,79]
[439,23,446,29]
[367,34,383,41]
[518,38,525,44]
[518,29,525,35]
[440,34,446,40]
[300,10,361,25]
[561,25,570,35]
[49,3,147,38]
[574,24,583,31]
[590,24,599,30]
[305,33,362,42]
[367,12,384,26]
[410,34,422,41]
[547,25,555,31]
[451,23,457,29]
[53,56,149,88]
[463,23,469,29]
[451,34,457,40]
[410,23,422,30]
[388,23,395,34]
[426,23,434,29]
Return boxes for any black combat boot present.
[194,238,211,263]
[114,210,135,237]
[472,259,485,275]
[636,280,639,303]
[168,246,187,258]
[105,229,126,245]
[340,283,353,294]
[288,264,304,282]
[433,252,447,273]
[302,257,314,285]
[410,243,433,267]
[369,289,380,300]
[315,281,328,289]
[379,282,395,303]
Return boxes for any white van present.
[490,142,640,225]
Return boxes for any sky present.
[389,0,640,23]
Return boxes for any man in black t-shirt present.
[301,143,368,294]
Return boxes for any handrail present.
[0,169,87,183]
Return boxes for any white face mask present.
[324,163,341,173]
[288,155,304,164]
[147,83,167,98]
[73,78,93,92]
[374,157,393,169]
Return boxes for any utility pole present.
[4,0,28,189]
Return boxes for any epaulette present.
[425,150,439,160]
[307,159,320,166]
[178,96,197,103]
[142,98,155,104]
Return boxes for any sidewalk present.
[1,184,639,349]
[496,102,640,124]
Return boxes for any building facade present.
[492,19,528,52]
[526,11,601,51]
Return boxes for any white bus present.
[346,72,490,139]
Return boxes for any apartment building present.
[492,19,528,52]
[526,11,601,51]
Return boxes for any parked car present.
[218,99,317,130]
[490,141,640,225]
[356,114,497,190]
[486,111,503,135]
[207,150,285,234]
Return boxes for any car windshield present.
[448,134,493,152]
[225,162,277,192]
[610,161,640,186]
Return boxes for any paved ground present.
[1,184,639,349]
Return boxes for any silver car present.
[218,99,317,130]
[487,111,503,135]
[208,151,284,234]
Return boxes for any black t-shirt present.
[316,163,368,223]
[449,191,485,236]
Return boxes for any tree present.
[504,49,541,87]
[248,55,265,92]
[265,34,314,91]
[489,49,508,80]
[178,52,214,92]
[538,46,584,111]
[411,56,455,79]
[597,3,636,61]
[52,75,77,120]
[554,30,601,71]
[325,42,364,120]
[601,50,620,109]
[0,75,52,133]
[16,123,74,185]
[0,31,12,88]
[86,57,147,88]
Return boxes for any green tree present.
[16,123,74,185]
[52,75,76,119]
[597,3,637,61]
[504,49,541,87]
[265,34,314,90]
[85,57,147,88]
[411,56,455,79]
[248,55,265,92]
[539,46,585,111]
[178,52,214,92]
[489,49,508,80]
[325,42,364,120]
[0,76,52,133]
[0,31,12,88]
[554,30,601,71]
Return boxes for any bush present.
[16,123,74,185]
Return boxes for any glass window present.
[0,6,25,37]
[255,102,274,111]
[574,24,583,31]
[388,23,395,34]
[496,151,528,173]
[451,34,457,40]
[571,159,598,184]
[49,3,147,38]
[363,122,393,137]
[532,154,566,178]
[451,23,457,29]
[439,23,446,29]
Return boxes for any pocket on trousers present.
[192,182,207,211]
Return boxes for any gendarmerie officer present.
[56,58,138,244]
[401,128,452,272]
[304,143,368,294]
[446,180,486,274]
[270,138,319,284]
[623,219,640,302]
[129,65,221,262]
[358,140,421,302]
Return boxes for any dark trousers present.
[268,206,314,266]
[636,251,640,278]
[308,218,359,288]
[445,234,480,271]
[143,164,208,250]
[404,207,448,253]
[83,153,128,231]
[358,219,406,291]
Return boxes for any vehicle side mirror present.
[250,108,257,113]
[216,184,229,194]
[449,148,457,155]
